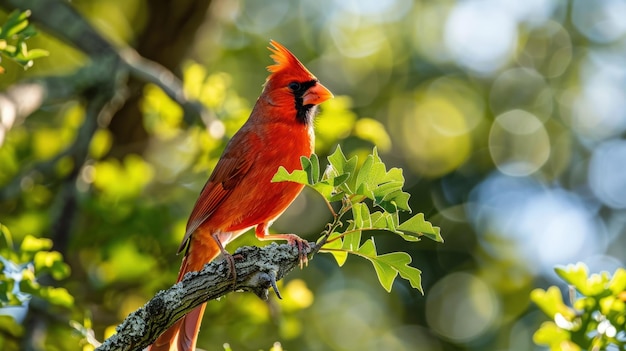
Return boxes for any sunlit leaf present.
[0,315,24,337]
[321,172,350,187]
[327,145,357,193]
[271,166,308,185]
[533,322,578,351]
[530,286,576,320]
[93,155,155,201]
[21,48,48,60]
[309,182,335,200]
[33,251,70,280]
[20,235,52,253]
[355,153,386,199]
[37,286,74,307]
[89,129,113,159]
[300,154,321,185]
[322,232,347,266]
[3,15,29,38]
[357,239,396,291]
[356,239,423,293]
[397,213,443,242]
[368,211,399,233]
[344,148,412,213]
[608,268,626,295]
[554,263,609,296]
[351,203,370,229]
[310,155,321,184]
[0,224,14,249]
[341,220,361,260]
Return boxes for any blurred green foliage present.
[0,10,48,73]
[2,0,626,350]
[532,264,626,351]
[0,225,73,351]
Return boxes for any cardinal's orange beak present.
[303,82,333,106]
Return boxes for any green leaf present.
[341,220,361,260]
[324,232,347,266]
[351,203,371,229]
[554,263,609,296]
[370,211,400,233]
[305,154,320,184]
[323,172,350,187]
[309,182,335,200]
[312,172,351,201]
[1,10,31,39]
[397,213,443,242]
[0,315,24,338]
[346,148,412,213]
[372,178,403,204]
[530,286,576,320]
[357,239,396,291]
[355,154,386,198]
[327,145,358,193]
[300,156,314,185]
[356,239,423,293]
[271,166,308,185]
[33,251,71,280]
[20,235,53,253]
[533,322,577,350]
[380,189,411,213]
[37,287,75,307]
[18,24,38,39]
[0,224,14,250]
[555,263,588,289]
[608,268,626,295]
[4,18,29,38]
[21,48,48,60]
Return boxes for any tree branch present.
[95,242,316,351]
[0,0,212,148]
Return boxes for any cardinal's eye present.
[288,82,301,91]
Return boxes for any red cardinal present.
[148,40,333,351]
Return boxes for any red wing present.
[177,140,255,254]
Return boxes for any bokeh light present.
[489,68,553,122]
[426,272,499,342]
[488,109,550,176]
[444,0,517,74]
[572,0,626,43]
[570,51,626,141]
[589,139,626,209]
[469,173,609,275]
[3,0,626,350]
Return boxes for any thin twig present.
[118,48,213,127]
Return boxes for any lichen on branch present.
[95,242,312,351]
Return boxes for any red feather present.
[148,40,333,351]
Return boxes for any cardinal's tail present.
[147,237,220,351]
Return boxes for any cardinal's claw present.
[296,240,310,269]
[222,252,237,291]
[285,235,310,268]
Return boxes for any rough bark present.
[95,242,313,351]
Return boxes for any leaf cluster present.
[273,146,443,293]
[0,10,49,72]
[531,263,626,350]
[0,224,73,340]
